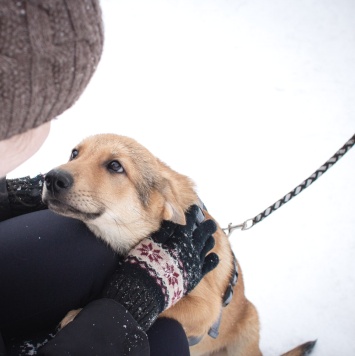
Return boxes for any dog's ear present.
[161,179,186,225]
[163,200,186,225]
[158,159,197,226]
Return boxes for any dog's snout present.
[45,169,74,194]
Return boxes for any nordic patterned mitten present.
[102,204,219,331]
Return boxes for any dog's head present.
[42,134,197,253]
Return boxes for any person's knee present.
[0,210,119,333]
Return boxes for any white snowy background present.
[9,0,355,355]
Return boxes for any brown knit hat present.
[0,0,104,141]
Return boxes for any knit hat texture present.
[0,0,104,141]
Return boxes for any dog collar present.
[188,254,238,346]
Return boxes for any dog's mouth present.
[45,198,104,221]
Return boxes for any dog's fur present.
[42,133,315,356]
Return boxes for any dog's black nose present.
[45,169,73,194]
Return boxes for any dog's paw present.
[59,308,82,329]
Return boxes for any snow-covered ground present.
[9,0,355,355]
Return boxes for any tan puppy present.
[42,134,315,356]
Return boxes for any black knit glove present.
[102,204,219,331]
[0,175,47,221]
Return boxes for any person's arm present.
[37,299,149,356]
[102,205,218,331]
[0,175,47,221]
[38,205,218,355]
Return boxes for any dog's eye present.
[70,149,79,161]
[108,160,124,173]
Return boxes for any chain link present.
[224,134,355,236]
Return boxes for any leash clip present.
[223,219,254,237]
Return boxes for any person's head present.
[0,0,104,177]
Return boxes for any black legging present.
[0,209,189,355]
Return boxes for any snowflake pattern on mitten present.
[126,239,185,308]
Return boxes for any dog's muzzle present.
[43,169,103,220]
[44,169,74,196]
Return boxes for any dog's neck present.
[86,212,160,255]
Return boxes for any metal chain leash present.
[224,133,355,236]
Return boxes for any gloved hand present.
[102,204,219,331]
[0,175,47,221]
